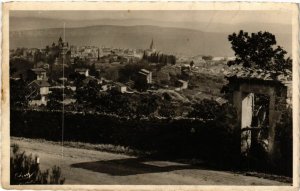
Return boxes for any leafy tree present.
[158,101,176,118]
[188,99,222,120]
[228,30,292,71]
[10,79,29,109]
[47,88,63,111]
[75,80,100,106]
[202,55,213,61]
[68,72,86,88]
[190,60,195,68]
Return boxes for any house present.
[29,68,47,81]
[27,80,51,106]
[114,82,127,93]
[175,80,188,91]
[75,68,89,77]
[36,61,50,70]
[138,69,152,84]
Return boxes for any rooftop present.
[224,68,292,84]
[29,80,51,87]
[31,68,46,73]
[75,68,89,72]
[140,69,151,74]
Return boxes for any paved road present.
[11,138,287,185]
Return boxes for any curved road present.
[11,137,288,185]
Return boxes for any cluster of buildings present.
[69,45,145,64]
[11,37,191,107]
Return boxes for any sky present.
[11,10,292,25]
[9,10,292,56]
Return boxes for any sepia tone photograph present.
[1,2,299,189]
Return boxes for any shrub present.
[10,144,65,185]
[274,107,293,176]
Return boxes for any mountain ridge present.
[10,24,292,57]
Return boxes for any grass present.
[11,136,152,157]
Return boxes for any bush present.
[10,144,65,185]
[274,107,293,176]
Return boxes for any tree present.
[47,88,63,111]
[228,30,292,71]
[75,80,100,106]
[10,79,29,109]
[190,60,195,68]
[188,99,222,120]
[202,55,213,61]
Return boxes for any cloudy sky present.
[11,10,291,24]
[10,10,292,32]
[10,10,292,56]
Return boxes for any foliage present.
[202,55,213,61]
[189,61,194,67]
[69,72,86,87]
[10,79,29,109]
[188,99,222,119]
[228,30,292,71]
[142,52,176,65]
[10,144,65,185]
[274,107,293,176]
[75,80,101,106]
[9,58,34,80]
[47,88,63,111]
[118,63,151,83]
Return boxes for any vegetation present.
[228,30,292,72]
[202,55,213,61]
[47,88,63,111]
[10,79,29,109]
[10,144,65,184]
[142,52,176,65]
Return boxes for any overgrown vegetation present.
[10,144,65,185]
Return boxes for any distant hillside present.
[9,25,292,57]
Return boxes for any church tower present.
[150,39,154,50]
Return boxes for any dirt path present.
[11,137,288,185]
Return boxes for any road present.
[11,137,288,185]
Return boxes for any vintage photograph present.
[3,3,298,188]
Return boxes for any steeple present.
[150,39,154,50]
[59,36,63,43]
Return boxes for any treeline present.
[142,52,176,65]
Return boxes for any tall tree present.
[228,30,292,71]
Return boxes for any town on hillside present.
[10,36,234,113]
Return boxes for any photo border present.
[1,2,299,190]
